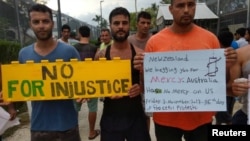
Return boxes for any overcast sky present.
[46,0,161,26]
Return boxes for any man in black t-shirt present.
[73,26,100,140]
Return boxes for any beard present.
[112,30,129,42]
[35,31,53,41]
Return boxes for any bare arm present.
[0,91,17,120]
[227,48,248,96]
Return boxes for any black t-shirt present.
[74,43,98,60]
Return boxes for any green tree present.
[130,12,137,31]
[160,0,171,4]
[0,17,10,40]
[149,3,158,28]
[101,19,108,28]
[92,15,101,27]
[92,15,108,28]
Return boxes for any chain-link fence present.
[0,0,99,48]
[207,0,250,33]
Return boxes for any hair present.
[217,31,234,48]
[236,27,246,37]
[78,25,90,37]
[137,11,151,22]
[109,7,130,24]
[219,27,230,32]
[101,28,110,33]
[28,4,53,21]
[61,24,71,32]
[171,0,196,5]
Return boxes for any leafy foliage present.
[92,15,108,28]
[0,17,9,40]
[161,0,171,4]
[129,3,159,32]
[0,40,21,64]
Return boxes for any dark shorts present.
[100,114,151,141]
[215,96,236,124]
[232,109,248,125]
[154,122,211,141]
[31,126,81,141]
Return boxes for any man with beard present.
[95,7,151,141]
[133,0,237,141]
[18,4,81,141]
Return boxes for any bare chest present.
[109,48,132,60]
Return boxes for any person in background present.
[95,7,151,141]
[219,27,239,49]
[133,0,237,140]
[235,27,248,48]
[128,11,152,131]
[18,4,81,141]
[215,31,236,125]
[99,28,113,50]
[128,11,152,50]
[245,27,250,44]
[73,25,100,140]
[69,31,79,46]
[58,24,71,44]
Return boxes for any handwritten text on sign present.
[144,49,226,112]
[1,58,131,102]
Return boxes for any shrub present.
[0,40,21,64]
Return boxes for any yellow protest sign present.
[1,58,131,102]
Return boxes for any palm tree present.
[151,3,158,14]
[92,15,101,27]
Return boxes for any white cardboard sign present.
[144,49,226,112]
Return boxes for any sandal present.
[88,129,100,140]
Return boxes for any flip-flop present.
[88,129,100,140]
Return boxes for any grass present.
[2,102,30,138]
